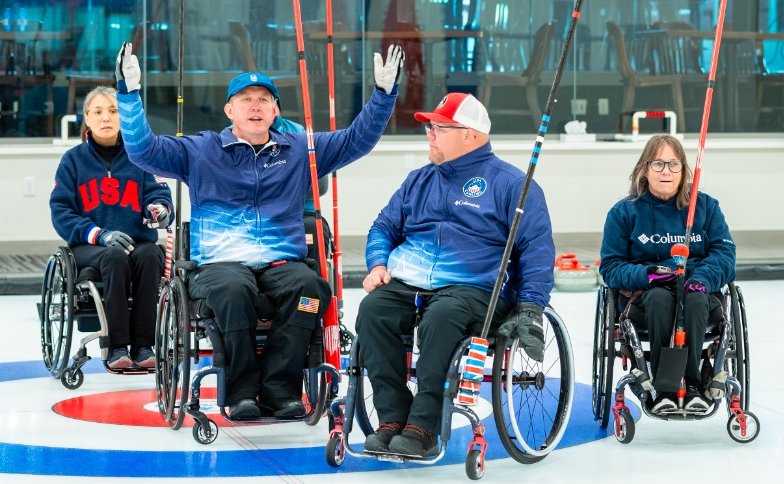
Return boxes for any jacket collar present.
[219,126,292,153]
[436,142,493,178]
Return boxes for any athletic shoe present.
[651,394,677,413]
[388,424,438,457]
[684,385,710,412]
[107,348,133,369]
[228,398,262,419]
[264,399,306,418]
[130,346,155,368]
[364,421,404,453]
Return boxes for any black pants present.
[357,279,510,434]
[621,287,720,386]
[187,261,331,406]
[71,242,163,348]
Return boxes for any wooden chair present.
[477,22,554,129]
[607,21,685,133]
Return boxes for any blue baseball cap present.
[226,72,280,103]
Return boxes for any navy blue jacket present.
[366,142,555,308]
[599,191,735,293]
[118,87,396,268]
[50,135,173,246]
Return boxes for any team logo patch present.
[250,73,258,82]
[297,296,320,313]
[463,177,487,198]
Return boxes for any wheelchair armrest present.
[175,260,197,271]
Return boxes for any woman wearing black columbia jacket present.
[49,86,173,370]
[599,134,735,415]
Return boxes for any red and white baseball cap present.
[414,93,491,134]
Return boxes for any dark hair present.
[628,134,693,208]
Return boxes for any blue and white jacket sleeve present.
[365,177,408,270]
[117,90,201,182]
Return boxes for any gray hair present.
[82,86,117,115]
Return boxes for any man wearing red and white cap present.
[356,92,556,457]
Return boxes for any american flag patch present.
[297,296,320,314]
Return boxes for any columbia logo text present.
[638,233,703,244]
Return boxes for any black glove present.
[99,230,135,254]
[115,42,141,93]
[647,265,677,287]
[373,44,404,94]
[146,203,171,228]
[497,302,545,362]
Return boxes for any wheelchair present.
[155,222,342,444]
[591,283,760,444]
[39,247,155,390]
[325,306,574,480]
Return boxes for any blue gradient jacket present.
[599,191,735,293]
[118,87,395,268]
[50,135,173,246]
[366,143,555,308]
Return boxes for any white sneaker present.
[651,395,677,413]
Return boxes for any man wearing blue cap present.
[115,42,404,419]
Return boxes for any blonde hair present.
[628,134,693,208]
[81,86,118,139]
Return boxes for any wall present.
[1,134,782,243]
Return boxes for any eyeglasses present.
[424,123,468,136]
[647,159,684,173]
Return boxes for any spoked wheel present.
[724,284,750,411]
[465,449,485,480]
[615,409,635,444]
[155,277,191,429]
[727,410,760,443]
[492,307,574,464]
[303,367,328,426]
[40,249,75,379]
[592,286,616,429]
[353,339,418,437]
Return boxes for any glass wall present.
[0,0,781,139]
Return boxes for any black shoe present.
[684,385,710,412]
[130,346,155,368]
[651,394,677,413]
[364,421,404,453]
[266,399,306,418]
[107,348,133,369]
[388,424,438,457]
[229,398,261,419]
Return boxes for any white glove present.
[145,203,171,229]
[373,44,404,95]
[115,42,141,93]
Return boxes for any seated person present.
[357,93,555,457]
[599,134,735,413]
[49,86,174,369]
[115,43,404,419]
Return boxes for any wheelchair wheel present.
[615,409,635,444]
[592,286,616,429]
[727,410,760,443]
[155,277,191,430]
[325,435,345,467]
[40,249,74,379]
[465,449,485,480]
[193,418,219,445]
[725,284,750,411]
[303,367,328,426]
[492,307,574,464]
[352,339,419,437]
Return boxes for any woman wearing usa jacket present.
[50,86,173,370]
